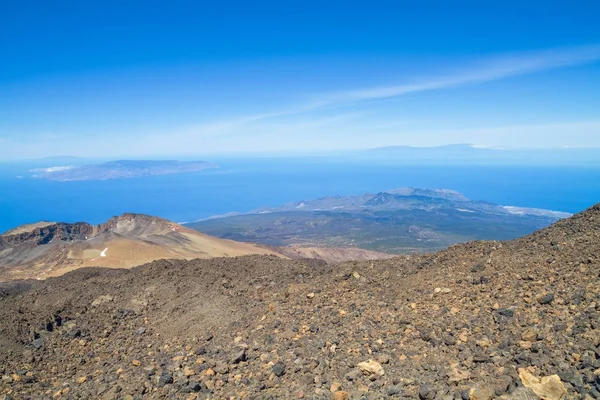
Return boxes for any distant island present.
[187,187,572,253]
[30,160,218,181]
[359,144,600,165]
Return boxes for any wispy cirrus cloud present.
[176,44,600,140]
[185,44,600,132]
[303,44,600,111]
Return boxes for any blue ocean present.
[1,157,599,233]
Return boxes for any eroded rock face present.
[0,204,599,399]
[0,222,94,247]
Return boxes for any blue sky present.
[1,1,600,159]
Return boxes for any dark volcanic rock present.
[272,362,286,377]
[158,371,173,387]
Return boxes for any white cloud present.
[174,44,600,131]
[305,44,600,110]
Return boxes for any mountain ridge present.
[0,213,392,281]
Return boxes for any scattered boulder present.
[518,368,567,400]
[357,360,384,376]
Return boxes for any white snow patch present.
[100,248,108,257]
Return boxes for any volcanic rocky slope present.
[1,204,600,399]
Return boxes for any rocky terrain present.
[0,203,599,399]
[29,160,218,181]
[188,188,570,253]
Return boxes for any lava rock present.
[272,362,285,377]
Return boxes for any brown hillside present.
[0,204,599,399]
[0,213,282,282]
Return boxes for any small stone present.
[357,359,384,376]
[469,384,495,400]
[77,376,87,384]
[538,293,555,305]
[135,327,146,335]
[232,348,247,364]
[497,308,514,317]
[377,354,391,364]
[448,364,470,383]
[158,371,173,387]
[32,338,43,349]
[272,362,286,377]
[345,369,361,381]
[213,361,229,374]
[521,328,538,342]
[306,293,315,299]
[131,360,141,367]
[334,392,349,400]
[444,335,457,346]
[419,384,436,400]
[184,368,195,377]
[188,382,202,392]
[387,385,403,396]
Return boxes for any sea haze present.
[1,157,599,234]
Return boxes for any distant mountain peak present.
[384,187,469,201]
